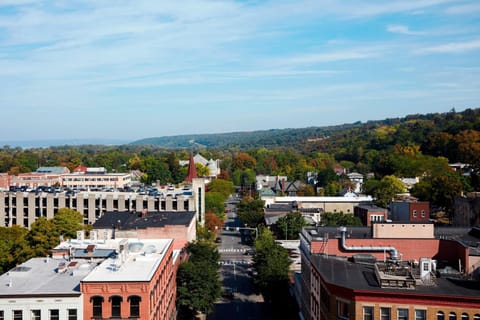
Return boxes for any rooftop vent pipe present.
[339,226,399,260]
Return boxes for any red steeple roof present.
[184,153,198,183]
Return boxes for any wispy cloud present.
[415,39,480,54]
[445,3,480,14]
[386,24,426,35]
[0,0,479,140]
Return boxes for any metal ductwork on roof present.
[339,226,399,260]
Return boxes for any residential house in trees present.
[346,172,363,193]
[179,153,221,179]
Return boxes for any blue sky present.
[0,0,479,143]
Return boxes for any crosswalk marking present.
[218,260,252,266]
[218,248,247,253]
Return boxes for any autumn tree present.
[232,152,257,170]
[205,212,224,234]
[195,163,210,177]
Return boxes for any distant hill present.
[131,108,480,152]
[130,124,363,149]
[0,138,130,149]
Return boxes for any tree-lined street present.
[208,198,273,320]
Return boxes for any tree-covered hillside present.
[129,124,362,149]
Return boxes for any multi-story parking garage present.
[0,178,205,227]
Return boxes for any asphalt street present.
[207,198,273,320]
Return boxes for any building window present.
[450,313,457,320]
[364,306,374,320]
[437,312,445,320]
[473,315,480,320]
[0,310,3,320]
[412,210,417,217]
[128,295,141,318]
[68,309,77,320]
[381,307,391,320]
[337,300,349,320]
[421,210,425,217]
[49,309,59,320]
[415,310,426,320]
[110,295,123,317]
[13,310,22,320]
[91,296,104,317]
[320,284,330,311]
[462,314,469,320]
[398,308,409,320]
[31,310,41,320]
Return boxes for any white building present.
[261,195,374,223]
[179,154,221,178]
[346,172,364,193]
[0,257,92,320]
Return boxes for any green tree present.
[320,212,362,226]
[253,228,290,302]
[237,197,265,228]
[316,167,339,187]
[195,163,210,177]
[205,192,226,216]
[365,175,406,208]
[411,171,470,216]
[276,212,307,240]
[27,217,59,257]
[207,179,234,199]
[52,208,86,240]
[139,156,172,184]
[0,225,32,274]
[176,241,221,318]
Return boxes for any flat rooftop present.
[93,211,195,230]
[311,254,480,298]
[81,238,173,283]
[0,257,95,297]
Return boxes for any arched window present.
[462,314,469,320]
[437,311,445,320]
[473,315,480,320]
[90,296,104,318]
[109,295,123,317]
[128,295,142,318]
[450,312,457,320]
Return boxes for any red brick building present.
[354,205,388,226]
[390,200,430,222]
[299,224,480,320]
[81,239,178,320]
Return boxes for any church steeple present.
[184,153,198,183]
